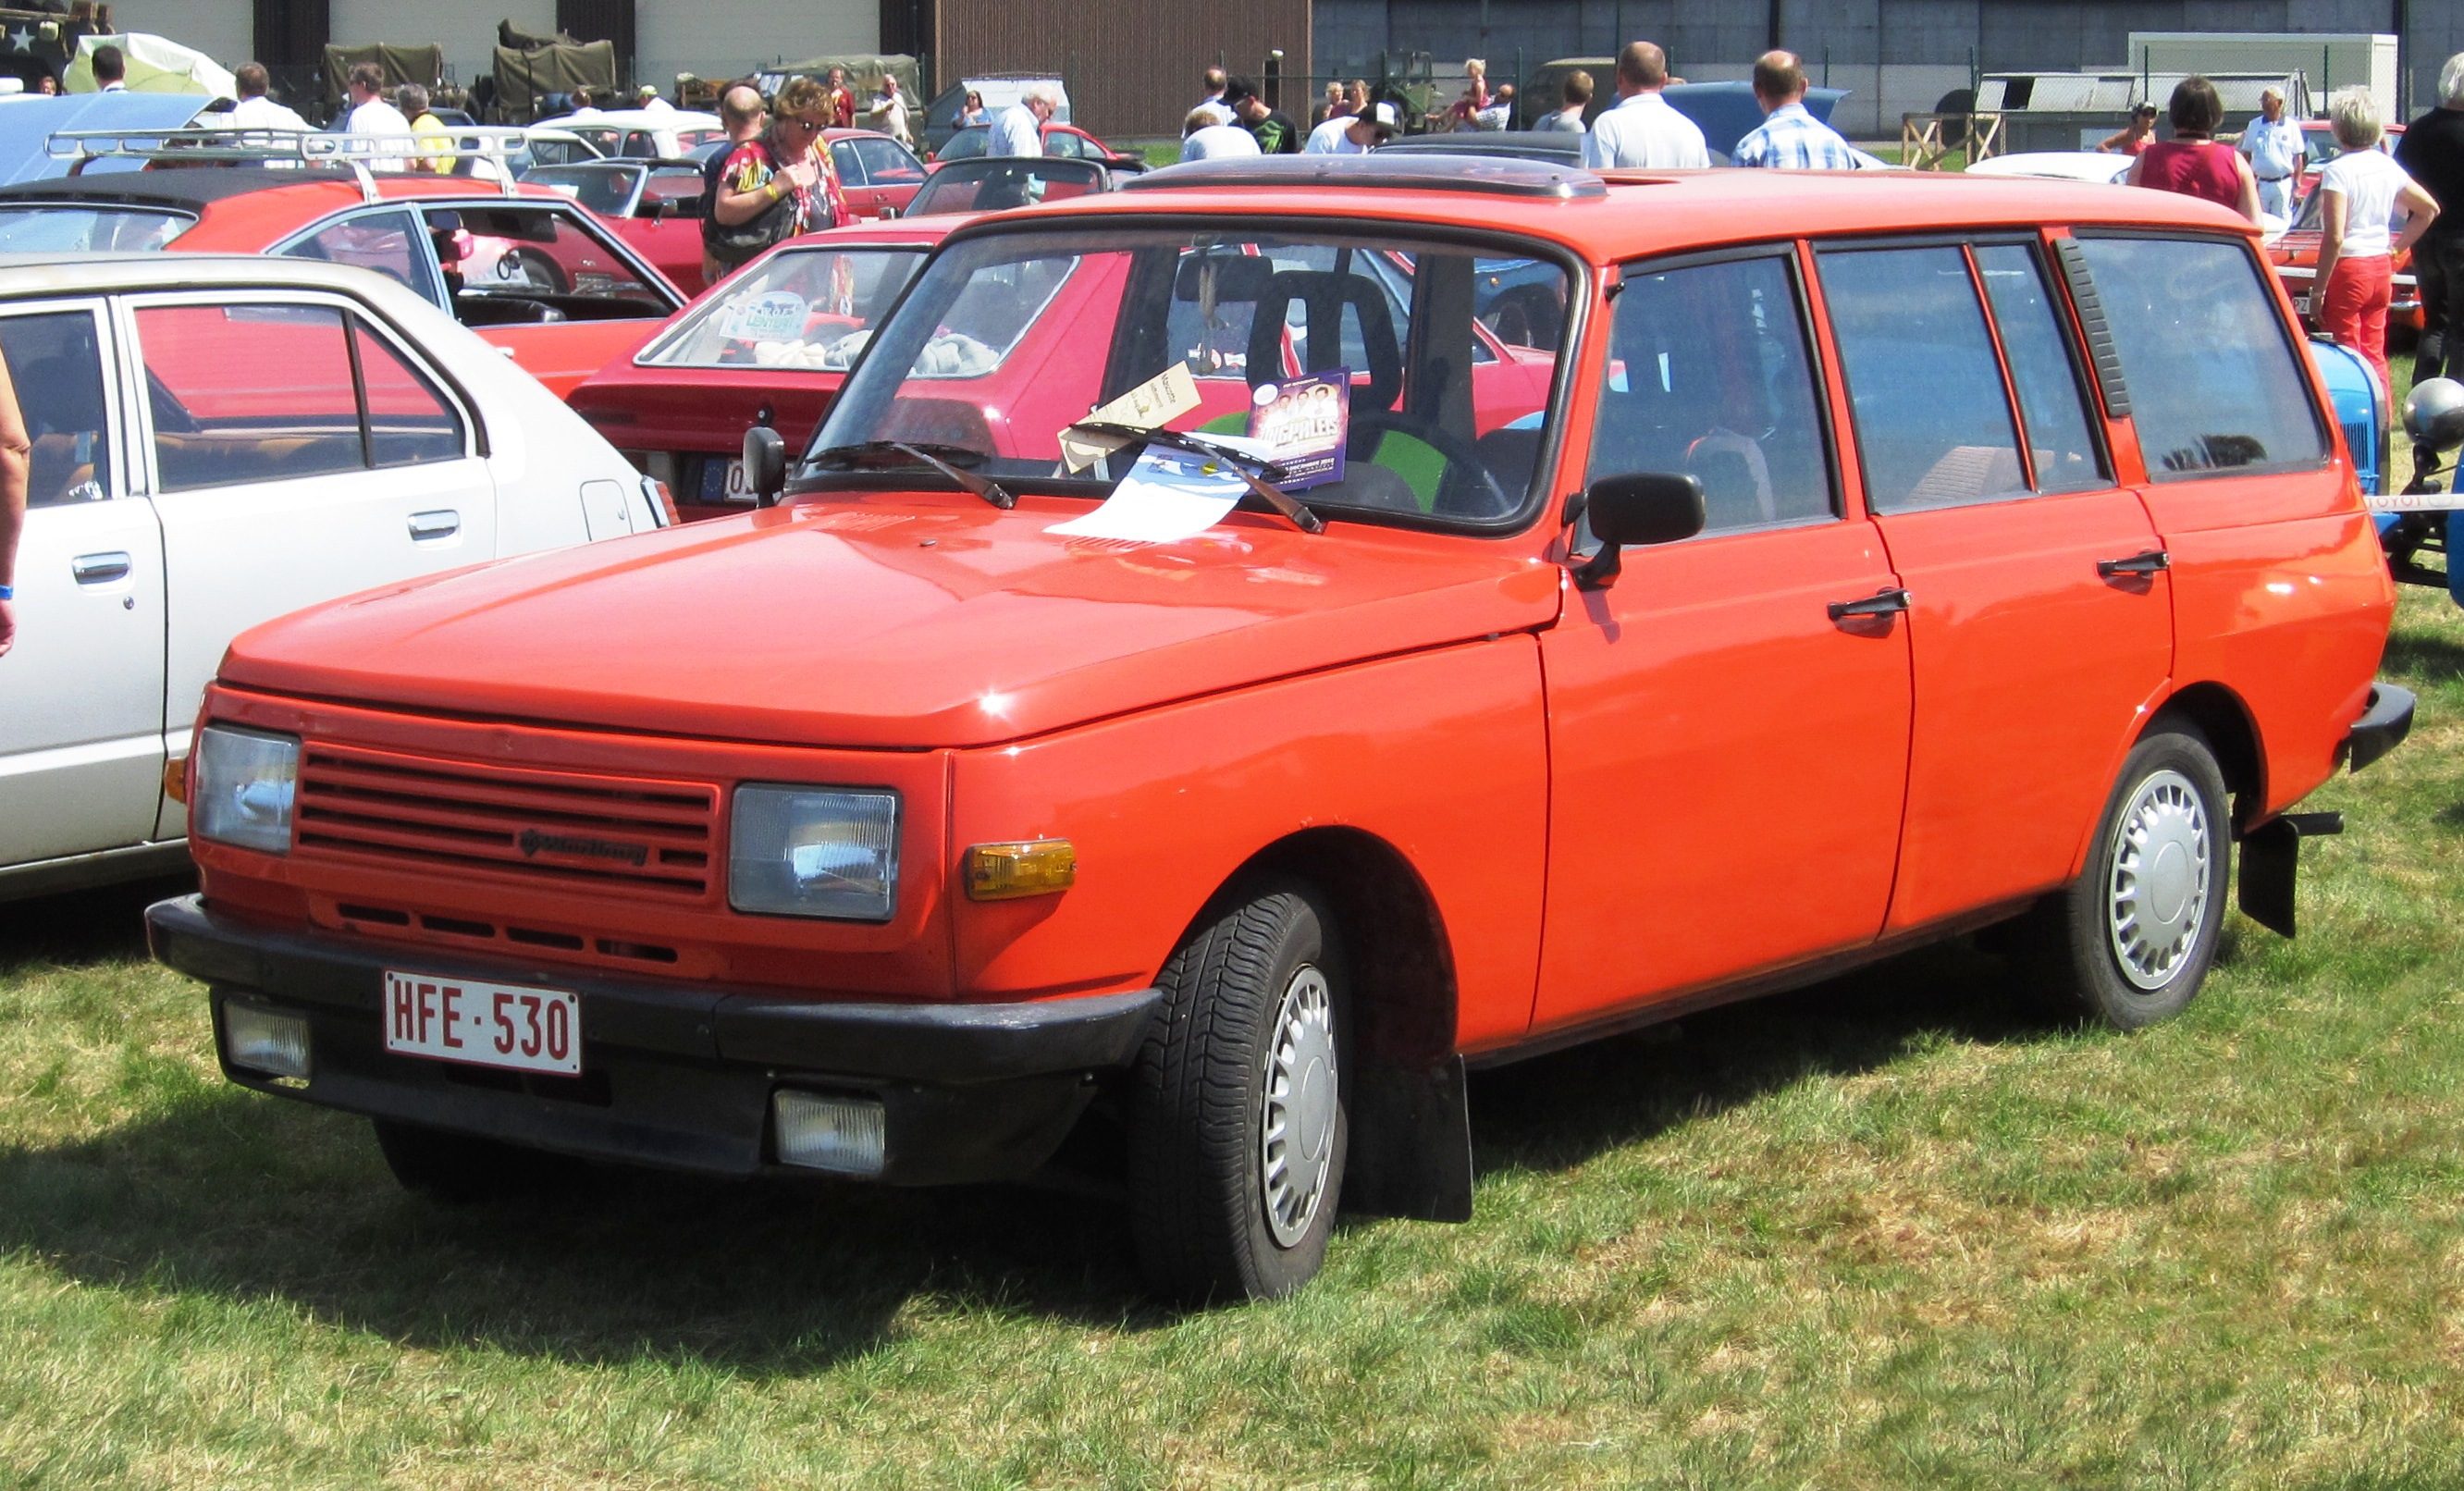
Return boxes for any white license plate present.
[382,970,582,1075]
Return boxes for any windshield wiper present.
[805,439,1015,510]
[1064,420,1324,535]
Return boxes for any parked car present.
[532,107,726,161]
[903,154,1112,216]
[155,154,2409,1303]
[569,218,963,517]
[523,157,709,292]
[930,119,1145,174]
[0,253,667,900]
[0,140,688,397]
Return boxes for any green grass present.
[7,450,2464,1483]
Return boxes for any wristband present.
[0,584,12,600]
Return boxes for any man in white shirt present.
[988,84,1055,156]
[226,62,311,134]
[341,62,412,171]
[2239,87,2306,219]
[1192,67,1233,128]
[1180,108,1262,162]
[1304,99,1398,154]
[92,44,125,92]
[637,84,675,115]
[1583,42,1708,169]
[863,75,913,149]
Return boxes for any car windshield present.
[0,204,190,253]
[809,226,1573,524]
[639,245,928,368]
[906,158,1105,216]
[936,128,990,162]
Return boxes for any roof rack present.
[46,128,533,203]
[1121,152,1607,201]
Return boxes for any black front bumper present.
[148,894,1159,1185]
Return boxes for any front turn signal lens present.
[965,839,1077,901]
[164,755,188,806]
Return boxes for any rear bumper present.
[148,894,1157,1185]
[2343,682,2416,774]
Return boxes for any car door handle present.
[1827,586,1911,622]
[71,550,130,584]
[2097,548,2171,577]
[408,510,460,540]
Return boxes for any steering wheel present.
[495,246,571,294]
[1346,409,1509,518]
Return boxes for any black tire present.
[372,1118,573,1204]
[1127,882,1349,1303]
[2020,725,2231,1029]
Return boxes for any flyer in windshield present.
[1249,369,1348,489]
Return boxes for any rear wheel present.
[1127,882,1349,1303]
[2021,725,2231,1029]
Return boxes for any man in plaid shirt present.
[1731,51,1860,170]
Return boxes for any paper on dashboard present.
[1047,435,1272,543]
[1058,364,1201,473]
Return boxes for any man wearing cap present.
[1306,98,1398,154]
[2238,88,2303,219]
[1583,42,1707,170]
[637,84,675,115]
[1229,79,1300,154]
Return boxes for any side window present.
[851,136,923,183]
[352,318,466,467]
[1045,129,1085,159]
[1820,245,2027,512]
[830,141,866,187]
[1974,244,2109,494]
[2074,235,2328,479]
[1587,253,1834,534]
[0,310,112,507]
[435,206,665,318]
[137,303,363,491]
[283,209,444,309]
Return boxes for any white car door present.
[0,301,165,867]
[128,292,497,840]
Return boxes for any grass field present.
[7,388,2461,1486]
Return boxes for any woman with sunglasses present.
[708,76,852,280]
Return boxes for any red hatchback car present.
[570,218,962,518]
[0,161,686,398]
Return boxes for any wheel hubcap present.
[1259,964,1337,1249]
[2106,768,2211,991]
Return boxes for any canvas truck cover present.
[490,39,618,123]
[320,43,443,107]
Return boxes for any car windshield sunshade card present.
[1059,364,1201,473]
[1047,434,1271,543]
[1248,368,1348,489]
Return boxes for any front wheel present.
[1127,882,1349,1302]
[2021,725,2231,1029]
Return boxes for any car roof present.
[0,167,588,214]
[0,250,463,302]
[1061,154,2260,258]
[539,108,722,131]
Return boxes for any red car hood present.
[220,493,1565,748]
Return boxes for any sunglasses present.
[782,115,825,130]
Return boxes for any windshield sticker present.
[1248,369,1348,490]
[719,291,808,343]
[1047,437,1269,543]
[1059,364,1200,472]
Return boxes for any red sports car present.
[930,120,1146,173]
[0,160,686,399]
[523,157,712,293]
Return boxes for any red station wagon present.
[154,156,2412,1302]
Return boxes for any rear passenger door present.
[1815,240,2170,930]
[1534,248,1913,1029]
[130,293,495,837]
[0,301,165,867]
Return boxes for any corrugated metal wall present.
[934,0,1311,137]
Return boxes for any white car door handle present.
[71,550,130,584]
[408,511,460,540]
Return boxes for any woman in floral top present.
[707,75,852,278]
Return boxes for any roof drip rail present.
[1122,153,1608,200]
[47,127,530,203]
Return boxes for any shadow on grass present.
[0,937,2067,1362]
[2381,627,2464,685]
[0,874,191,974]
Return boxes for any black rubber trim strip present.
[2343,682,2416,774]
[2054,237,2132,420]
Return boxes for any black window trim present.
[1583,239,1846,535]
[2065,226,2335,483]
[1970,238,2119,496]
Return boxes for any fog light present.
[224,1004,311,1079]
[771,1090,885,1177]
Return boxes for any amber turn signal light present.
[164,755,187,806]
[965,839,1077,900]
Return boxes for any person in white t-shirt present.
[341,61,412,170]
[1180,108,1262,162]
[1583,41,1707,169]
[1303,100,1398,154]
[2313,89,2439,399]
[226,62,311,135]
[988,86,1054,157]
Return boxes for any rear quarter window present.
[2073,235,2327,480]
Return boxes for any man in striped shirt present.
[1731,51,1860,170]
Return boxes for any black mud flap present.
[2237,811,2346,937]
[1342,1054,1473,1222]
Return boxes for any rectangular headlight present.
[771,1089,886,1176]
[223,1003,312,1079]
[191,725,300,855]
[729,785,900,920]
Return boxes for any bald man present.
[1583,42,1706,169]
